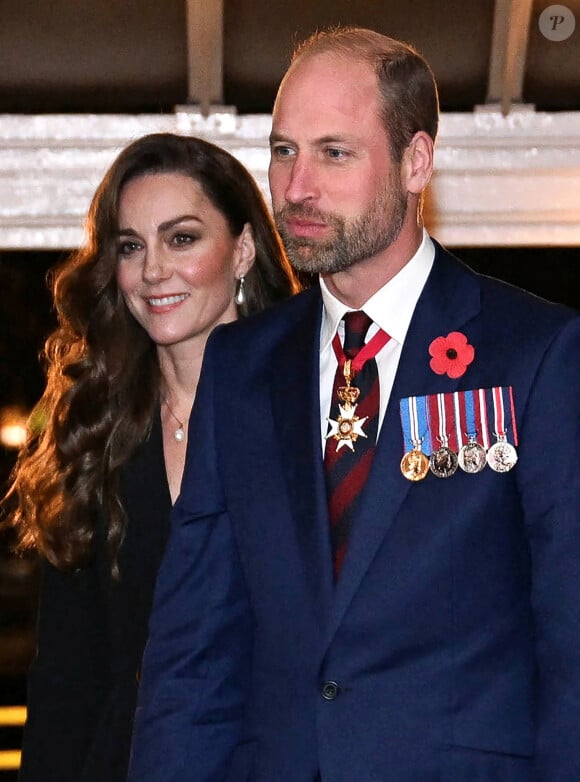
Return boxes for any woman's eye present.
[118,240,142,257]
[171,233,196,246]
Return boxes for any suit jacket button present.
[321,681,339,700]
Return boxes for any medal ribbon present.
[478,388,491,450]
[464,389,476,438]
[427,393,457,452]
[490,385,518,445]
[426,392,449,448]
[461,388,485,446]
[491,386,507,439]
[437,393,448,446]
[400,395,430,453]
[508,386,519,445]
[453,391,464,449]
[331,327,390,380]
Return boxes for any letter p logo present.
[539,4,576,40]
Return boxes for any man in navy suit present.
[128,27,580,782]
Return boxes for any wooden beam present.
[184,0,224,115]
[486,0,534,115]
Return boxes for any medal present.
[487,439,518,472]
[428,393,458,478]
[457,389,486,474]
[399,395,430,481]
[429,444,458,478]
[326,324,390,453]
[400,448,430,481]
[486,386,518,473]
[458,439,487,473]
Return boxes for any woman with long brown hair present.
[5,132,299,782]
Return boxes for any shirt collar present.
[320,230,435,352]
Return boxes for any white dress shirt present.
[319,230,435,449]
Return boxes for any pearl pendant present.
[174,426,185,443]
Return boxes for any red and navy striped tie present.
[324,311,385,579]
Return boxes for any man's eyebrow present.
[269,132,291,145]
[269,133,354,145]
[316,134,354,144]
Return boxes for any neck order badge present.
[326,322,390,452]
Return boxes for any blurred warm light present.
[0,705,25,769]
[0,750,21,770]
[0,705,26,726]
[0,406,29,449]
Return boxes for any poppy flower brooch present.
[428,331,475,379]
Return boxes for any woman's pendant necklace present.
[163,399,185,442]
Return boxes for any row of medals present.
[400,436,518,482]
[331,366,518,482]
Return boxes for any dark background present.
[1,0,579,113]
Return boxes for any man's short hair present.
[291,26,439,163]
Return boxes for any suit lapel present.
[325,247,483,647]
[269,286,334,618]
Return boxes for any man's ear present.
[401,131,434,195]
[234,222,257,277]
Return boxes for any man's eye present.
[272,145,294,158]
[326,148,347,160]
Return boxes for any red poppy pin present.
[429,331,475,379]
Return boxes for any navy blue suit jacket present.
[129,245,580,782]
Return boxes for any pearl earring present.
[235,276,246,306]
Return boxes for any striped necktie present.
[323,311,389,579]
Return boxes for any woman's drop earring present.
[235,276,246,306]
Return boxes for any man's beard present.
[274,179,407,275]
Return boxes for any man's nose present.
[283,156,319,204]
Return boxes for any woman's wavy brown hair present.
[4,133,299,575]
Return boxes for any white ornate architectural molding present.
[426,107,580,247]
[0,107,579,250]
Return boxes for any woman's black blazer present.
[18,413,172,782]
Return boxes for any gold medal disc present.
[400,449,430,482]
